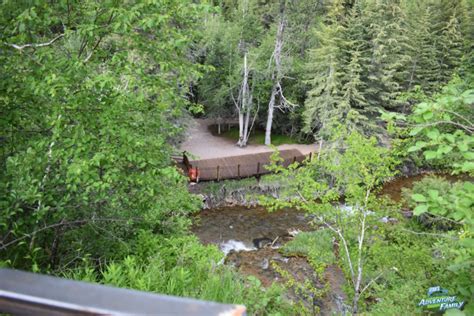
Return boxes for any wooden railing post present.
[237,164,241,179]
[216,165,220,182]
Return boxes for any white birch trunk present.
[243,109,250,145]
[265,86,277,145]
[265,0,286,146]
[237,110,244,146]
[238,53,253,147]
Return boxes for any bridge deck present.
[186,149,308,181]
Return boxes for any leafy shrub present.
[361,227,452,315]
[402,175,464,229]
[402,175,453,206]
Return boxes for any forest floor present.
[180,119,318,160]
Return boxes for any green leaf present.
[412,194,427,202]
[424,151,437,160]
[445,134,455,143]
[427,190,439,200]
[461,162,474,172]
[409,126,423,136]
[426,129,440,140]
[460,238,474,249]
[452,211,465,221]
[461,89,474,104]
[413,204,428,215]
[438,145,453,155]
[422,111,434,120]
[458,142,468,152]
[463,152,474,160]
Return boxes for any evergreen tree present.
[438,14,464,81]
[405,1,440,94]
[340,1,379,134]
[431,0,468,83]
[303,1,346,139]
[364,0,412,111]
[304,1,378,138]
[339,50,377,135]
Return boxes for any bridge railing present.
[0,268,246,316]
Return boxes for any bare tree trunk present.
[241,53,250,147]
[265,0,286,146]
[352,189,370,315]
[265,86,277,145]
[238,110,244,146]
[243,107,251,144]
[237,53,254,147]
[352,212,366,315]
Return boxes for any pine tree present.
[303,0,347,139]
[438,14,464,81]
[432,0,467,83]
[405,2,440,94]
[304,0,382,139]
[339,1,379,135]
[364,0,412,111]
[339,50,377,135]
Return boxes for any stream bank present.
[191,206,347,314]
[191,172,469,314]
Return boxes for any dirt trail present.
[179,119,318,160]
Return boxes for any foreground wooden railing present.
[0,268,246,315]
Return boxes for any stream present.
[191,172,467,313]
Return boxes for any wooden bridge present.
[176,149,312,182]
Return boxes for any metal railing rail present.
[0,268,246,316]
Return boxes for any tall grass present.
[66,231,294,315]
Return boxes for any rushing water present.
[193,206,311,252]
[191,205,346,312]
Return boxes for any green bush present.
[401,175,453,206]
[361,226,452,315]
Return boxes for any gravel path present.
[179,119,318,160]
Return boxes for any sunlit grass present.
[218,127,299,145]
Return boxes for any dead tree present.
[233,53,257,147]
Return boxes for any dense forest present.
[1,0,473,315]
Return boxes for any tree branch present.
[442,109,474,127]
[6,34,65,51]
[399,120,474,134]
[83,12,114,63]
[399,228,458,239]
[360,271,385,295]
